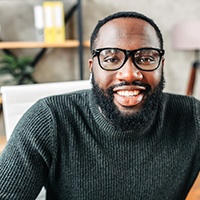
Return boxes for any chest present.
[49,126,200,199]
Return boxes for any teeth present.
[117,90,140,97]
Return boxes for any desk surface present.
[186,173,200,200]
[0,135,6,154]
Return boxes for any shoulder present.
[41,89,91,104]
[163,92,200,115]
[37,89,91,112]
[164,92,200,104]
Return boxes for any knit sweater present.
[0,89,200,200]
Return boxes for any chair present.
[0,80,91,200]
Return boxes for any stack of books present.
[34,1,65,43]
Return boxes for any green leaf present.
[0,54,35,85]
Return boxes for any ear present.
[161,57,165,69]
[88,58,93,73]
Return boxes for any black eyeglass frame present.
[92,47,165,71]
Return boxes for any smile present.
[113,85,147,108]
[117,90,140,97]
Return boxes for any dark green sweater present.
[0,90,200,200]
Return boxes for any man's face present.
[88,18,165,128]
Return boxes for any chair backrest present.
[1,80,91,141]
[1,80,91,200]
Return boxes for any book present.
[33,5,44,42]
[54,1,66,43]
[43,2,55,43]
[43,1,65,43]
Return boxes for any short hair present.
[90,11,164,53]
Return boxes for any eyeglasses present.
[92,47,165,71]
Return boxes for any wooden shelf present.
[0,40,90,49]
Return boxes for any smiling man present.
[89,12,165,131]
[1,11,200,200]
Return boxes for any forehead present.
[95,18,160,49]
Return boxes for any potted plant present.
[0,53,36,85]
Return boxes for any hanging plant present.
[0,54,36,85]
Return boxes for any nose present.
[116,57,143,83]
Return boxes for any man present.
[0,11,200,200]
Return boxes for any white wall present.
[0,0,199,99]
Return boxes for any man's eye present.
[103,56,120,64]
[136,56,155,65]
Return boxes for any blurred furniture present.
[172,20,200,96]
[0,0,88,80]
[0,80,90,200]
[1,80,90,141]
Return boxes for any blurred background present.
[0,0,200,96]
[0,0,200,135]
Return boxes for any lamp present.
[172,20,200,96]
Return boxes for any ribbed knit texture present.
[0,90,200,200]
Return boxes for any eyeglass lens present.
[98,48,162,71]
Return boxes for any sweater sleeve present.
[0,99,55,200]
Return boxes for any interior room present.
[0,0,200,199]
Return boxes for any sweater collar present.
[88,90,164,138]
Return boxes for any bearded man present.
[1,11,200,200]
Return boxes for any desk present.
[186,173,200,199]
[0,135,6,153]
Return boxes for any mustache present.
[107,81,151,94]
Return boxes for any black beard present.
[91,71,165,131]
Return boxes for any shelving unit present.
[0,39,90,106]
[0,0,89,130]
[0,0,88,80]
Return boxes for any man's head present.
[90,11,164,53]
[88,11,165,130]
